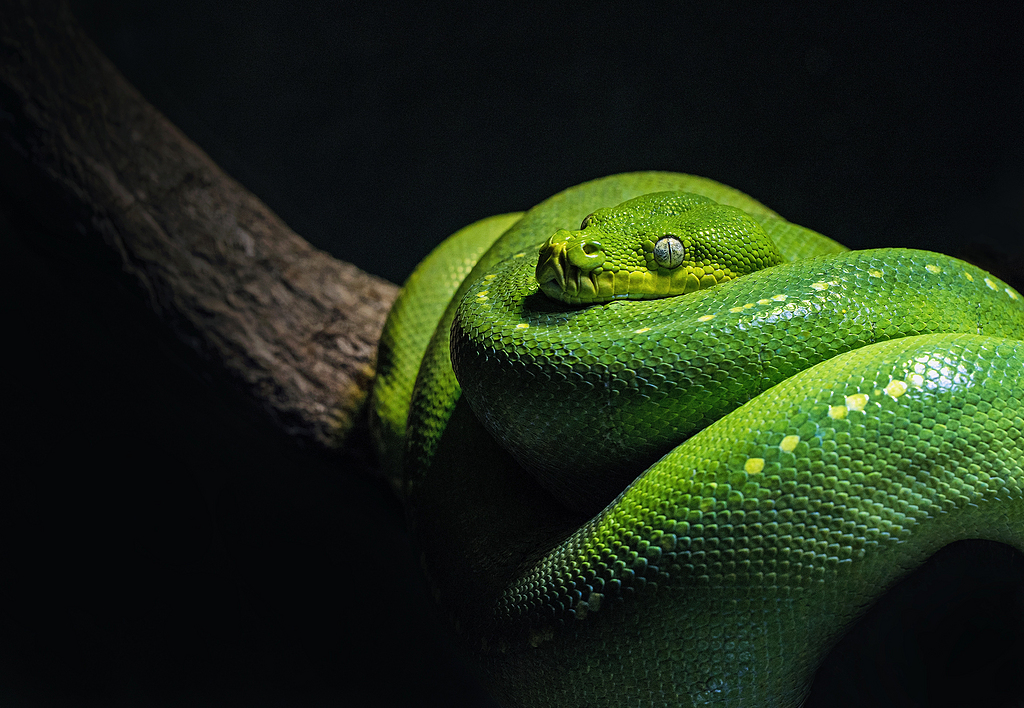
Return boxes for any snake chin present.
[537,262,601,304]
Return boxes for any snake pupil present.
[654,235,685,269]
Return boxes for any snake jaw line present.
[534,193,785,306]
[536,229,612,304]
[535,237,568,291]
[537,248,732,305]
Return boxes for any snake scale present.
[369,172,1024,707]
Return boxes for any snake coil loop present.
[371,172,1024,708]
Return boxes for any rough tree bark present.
[0,0,398,452]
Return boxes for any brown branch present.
[0,0,398,450]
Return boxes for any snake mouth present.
[535,241,676,304]
[536,231,612,304]
[536,228,735,304]
[538,265,604,303]
[536,245,607,303]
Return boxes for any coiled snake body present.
[370,173,1024,707]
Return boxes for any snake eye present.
[580,213,595,230]
[653,235,685,269]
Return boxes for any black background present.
[3,1,1023,706]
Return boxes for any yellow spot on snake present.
[515,323,529,329]
[634,327,651,334]
[828,405,848,420]
[1007,289,1019,300]
[697,315,715,322]
[964,272,974,282]
[513,252,526,258]
[779,435,800,453]
[757,298,771,305]
[476,290,489,298]
[845,393,868,411]
[868,269,884,278]
[484,274,497,280]
[729,306,745,313]
[884,380,908,398]
[771,294,788,301]
[810,282,829,291]
[744,458,765,474]
[985,277,997,290]
[925,264,942,274]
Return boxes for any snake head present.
[535,191,785,305]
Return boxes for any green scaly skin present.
[370,211,522,484]
[371,172,1024,707]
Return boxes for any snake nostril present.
[566,240,606,271]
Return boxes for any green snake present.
[369,172,1024,707]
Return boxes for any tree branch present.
[0,0,397,451]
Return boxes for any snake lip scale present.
[371,172,1024,708]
